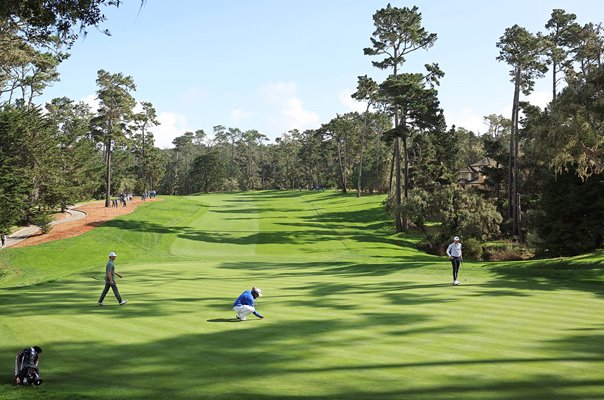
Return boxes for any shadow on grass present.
[207,318,240,323]
[100,219,182,234]
[0,272,228,318]
[1,316,603,400]
[218,260,428,279]
[479,265,604,300]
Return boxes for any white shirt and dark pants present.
[446,242,462,283]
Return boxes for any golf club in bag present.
[14,346,43,386]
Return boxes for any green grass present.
[1,191,603,399]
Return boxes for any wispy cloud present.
[179,86,207,104]
[230,109,252,122]
[79,94,100,112]
[339,88,368,113]
[445,107,486,134]
[526,90,551,109]
[153,112,191,149]
[258,82,320,136]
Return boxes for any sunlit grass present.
[1,191,603,399]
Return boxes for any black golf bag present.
[14,346,43,386]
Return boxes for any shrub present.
[222,178,239,192]
[482,241,534,261]
[462,238,483,260]
[417,237,446,256]
[29,210,53,234]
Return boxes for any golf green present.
[1,191,603,399]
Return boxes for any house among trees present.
[458,157,498,190]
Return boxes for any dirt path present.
[8,198,160,248]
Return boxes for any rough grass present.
[0,191,603,400]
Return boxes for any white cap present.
[453,236,460,241]
[252,287,262,297]
[109,252,117,257]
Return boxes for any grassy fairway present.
[1,191,603,400]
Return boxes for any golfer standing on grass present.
[446,236,463,285]
[232,287,264,320]
[98,252,128,306]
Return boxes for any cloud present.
[339,88,368,113]
[445,107,485,134]
[258,82,320,136]
[79,94,100,112]
[230,109,252,123]
[180,86,207,104]
[281,97,320,131]
[152,112,191,149]
[525,90,551,109]
[258,82,297,104]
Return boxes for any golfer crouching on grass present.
[233,287,264,320]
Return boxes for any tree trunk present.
[142,126,147,195]
[104,137,112,208]
[376,130,381,192]
[394,137,403,232]
[509,67,521,236]
[357,108,369,197]
[336,138,347,193]
[513,108,520,236]
[552,59,558,101]
[388,145,395,193]
[402,133,410,230]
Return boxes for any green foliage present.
[0,107,30,230]
[191,150,227,192]
[28,208,52,233]
[0,0,132,46]
[45,97,104,203]
[0,105,65,229]
[399,188,431,234]
[160,130,207,194]
[496,25,549,95]
[223,177,240,192]
[462,237,483,260]
[364,4,437,70]
[534,169,604,256]
[393,185,503,254]
[364,3,441,232]
[131,101,160,193]
[536,64,604,179]
[482,241,534,261]
[90,69,137,206]
[0,30,66,106]
[425,186,503,242]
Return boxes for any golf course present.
[1,191,603,400]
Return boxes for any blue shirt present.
[233,290,255,308]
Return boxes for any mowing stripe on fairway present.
[0,191,603,400]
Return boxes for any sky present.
[38,0,604,148]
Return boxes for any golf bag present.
[14,346,43,386]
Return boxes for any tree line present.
[1,2,602,257]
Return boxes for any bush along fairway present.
[1,191,603,400]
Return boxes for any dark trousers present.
[99,282,122,303]
[450,257,461,280]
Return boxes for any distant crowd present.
[110,191,157,208]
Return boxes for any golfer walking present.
[232,287,264,320]
[446,236,463,285]
[98,252,128,306]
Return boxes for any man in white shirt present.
[446,236,463,285]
